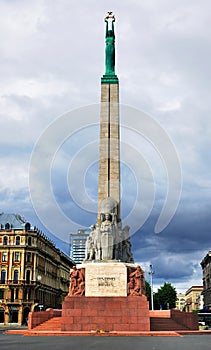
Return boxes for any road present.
[0,334,211,350]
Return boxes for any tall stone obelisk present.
[83,12,134,263]
[98,12,120,220]
[61,13,150,333]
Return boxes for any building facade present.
[69,229,90,264]
[185,286,203,312]
[0,213,74,325]
[176,293,186,311]
[201,251,211,309]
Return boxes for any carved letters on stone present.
[84,263,127,297]
[97,277,115,287]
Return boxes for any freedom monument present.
[61,11,150,332]
[25,12,199,335]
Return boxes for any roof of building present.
[0,213,30,229]
[201,251,211,267]
[0,212,75,263]
[70,230,90,238]
[185,286,203,295]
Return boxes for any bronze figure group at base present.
[69,266,85,296]
[127,265,146,296]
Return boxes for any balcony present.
[5,298,35,304]
[7,280,37,286]
[5,298,22,304]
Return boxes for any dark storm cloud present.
[0,0,210,291]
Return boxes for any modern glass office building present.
[69,229,90,264]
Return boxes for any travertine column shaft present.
[98,82,120,219]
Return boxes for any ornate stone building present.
[0,213,74,325]
[201,251,211,309]
[185,286,203,312]
[176,293,186,311]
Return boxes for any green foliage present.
[145,281,152,309]
[154,282,177,310]
[145,281,151,299]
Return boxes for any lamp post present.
[35,275,43,311]
[37,275,42,283]
[149,264,155,310]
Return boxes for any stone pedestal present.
[62,295,150,332]
[80,262,128,297]
[62,261,150,332]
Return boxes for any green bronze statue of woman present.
[105,13,115,75]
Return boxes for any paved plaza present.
[0,334,211,350]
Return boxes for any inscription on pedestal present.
[84,263,127,296]
[97,277,116,287]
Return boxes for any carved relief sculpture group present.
[69,265,145,297]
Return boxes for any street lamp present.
[36,275,43,311]
[149,264,155,311]
[37,275,42,283]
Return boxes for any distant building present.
[185,286,203,312]
[0,213,74,325]
[201,251,211,309]
[176,293,186,311]
[69,229,90,264]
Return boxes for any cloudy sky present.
[1,0,211,293]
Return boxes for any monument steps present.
[150,317,189,331]
[32,317,61,331]
[30,313,193,332]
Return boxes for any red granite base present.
[61,295,150,332]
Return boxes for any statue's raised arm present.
[105,12,115,35]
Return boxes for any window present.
[26,252,31,262]
[26,270,30,284]
[25,223,31,231]
[14,270,18,283]
[27,236,32,246]
[0,289,4,299]
[28,289,31,300]
[11,289,14,302]
[3,236,8,245]
[5,223,10,230]
[2,252,7,262]
[14,252,20,262]
[1,270,6,284]
[15,236,20,245]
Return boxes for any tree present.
[145,281,152,309]
[154,282,177,310]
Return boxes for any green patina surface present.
[102,15,118,84]
[101,74,118,84]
